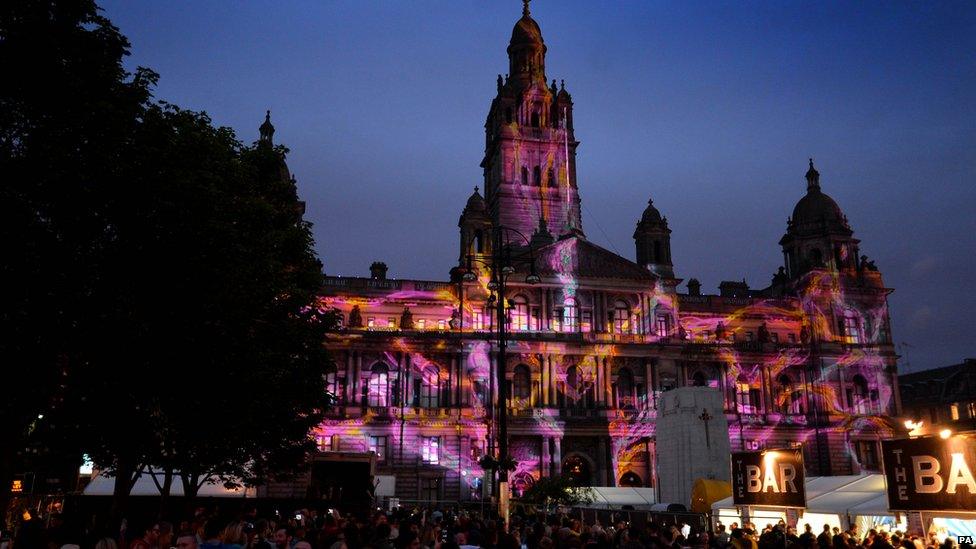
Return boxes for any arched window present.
[533,166,541,187]
[563,456,591,486]
[849,374,870,414]
[692,371,707,387]
[619,471,642,487]
[474,229,484,254]
[505,107,513,124]
[509,295,529,331]
[616,368,635,409]
[521,166,529,186]
[513,364,531,400]
[809,248,823,267]
[562,297,578,332]
[367,363,390,407]
[531,111,540,127]
[612,300,631,334]
[420,366,440,408]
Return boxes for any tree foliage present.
[517,474,595,514]
[1,0,333,513]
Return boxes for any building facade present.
[306,4,901,504]
[899,358,976,437]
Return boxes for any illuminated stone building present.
[311,3,901,504]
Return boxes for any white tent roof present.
[83,471,255,498]
[711,474,892,518]
[584,487,657,508]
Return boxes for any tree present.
[2,0,333,520]
[517,474,594,515]
[0,0,155,515]
[73,104,335,508]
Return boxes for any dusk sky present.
[100,1,975,372]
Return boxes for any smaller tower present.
[259,110,275,146]
[458,187,493,268]
[780,159,859,278]
[634,198,675,279]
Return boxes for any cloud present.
[909,255,939,279]
[910,306,933,329]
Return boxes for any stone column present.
[354,352,363,407]
[645,359,654,410]
[646,439,655,488]
[595,355,604,406]
[541,436,550,477]
[597,436,608,486]
[541,353,549,406]
[345,351,355,405]
[604,357,613,405]
[552,437,562,477]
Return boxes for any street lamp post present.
[460,225,540,527]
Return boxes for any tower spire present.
[806,158,820,191]
[523,0,530,17]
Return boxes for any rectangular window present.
[951,403,960,421]
[564,306,578,332]
[472,311,484,330]
[388,317,397,330]
[531,307,540,330]
[368,435,387,463]
[856,441,879,470]
[511,304,528,331]
[655,315,669,337]
[843,316,861,344]
[317,434,340,452]
[551,308,562,332]
[417,319,426,330]
[437,319,446,330]
[968,402,976,419]
[422,436,440,465]
[420,477,441,503]
[581,310,592,333]
[367,317,375,329]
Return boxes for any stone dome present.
[640,199,663,224]
[511,15,543,46]
[464,187,487,213]
[788,160,851,235]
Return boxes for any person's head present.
[275,527,293,548]
[94,538,119,549]
[142,523,161,544]
[825,525,832,533]
[176,534,198,549]
[718,524,726,533]
[222,521,245,545]
[203,519,223,542]
[806,524,813,533]
[157,521,173,547]
[396,531,421,549]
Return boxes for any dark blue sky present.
[100,1,975,372]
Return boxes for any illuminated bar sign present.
[882,435,976,511]
[731,448,806,508]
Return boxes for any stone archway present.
[619,471,642,487]
[562,454,592,486]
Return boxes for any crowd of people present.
[3,504,970,549]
